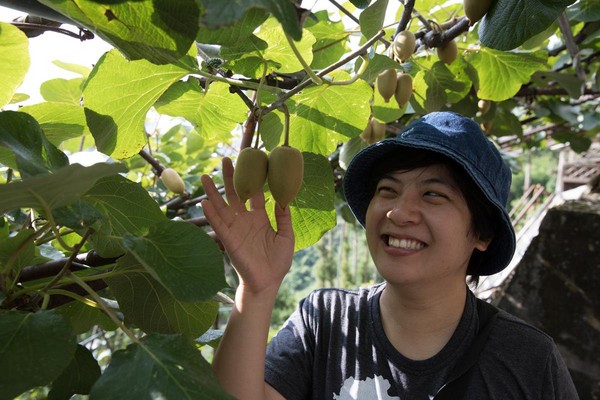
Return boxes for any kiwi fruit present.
[478,99,491,115]
[392,31,416,62]
[376,68,398,103]
[394,73,413,108]
[233,147,268,202]
[437,40,458,65]
[360,118,386,144]
[161,168,186,194]
[464,0,493,25]
[268,146,304,208]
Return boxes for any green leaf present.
[200,0,302,41]
[465,48,547,101]
[412,62,467,112]
[359,0,389,40]
[83,175,166,258]
[48,345,101,400]
[122,220,226,302]
[52,199,106,231]
[531,70,584,99]
[0,22,29,108]
[54,299,117,335]
[155,80,248,142]
[567,0,600,22]
[40,0,200,64]
[0,310,77,400]
[52,60,91,78]
[305,10,349,70]
[0,111,69,177]
[479,0,576,50]
[40,77,85,105]
[0,229,37,276]
[255,17,316,74]
[18,103,91,146]
[83,50,191,159]
[267,152,336,251]
[359,53,401,84]
[339,135,369,170]
[197,7,268,47]
[106,258,219,338]
[285,72,372,155]
[89,333,233,400]
[0,163,127,215]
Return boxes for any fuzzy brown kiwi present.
[437,40,458,65]
[233,147,268,202]
[394,73,413,108]
[268,146,304,208]
[464,0,493,25]
[392,31,416,62]
[376,68,398,103]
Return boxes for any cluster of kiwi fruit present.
[233,145,304,208]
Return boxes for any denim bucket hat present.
[343,111,516,276]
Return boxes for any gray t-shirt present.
[265,283,579,399]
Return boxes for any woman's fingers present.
[222,157,245,211]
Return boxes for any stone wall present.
[496,196,600,399]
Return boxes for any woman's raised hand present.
[200,157,295,295]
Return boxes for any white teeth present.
[388,236,424,250]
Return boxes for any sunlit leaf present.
[305,10,349,70]
[40,0,200,64]
[465,48,547,101]
[359,0,389,40]
[83,50,191,159]
[40,77,85,105]
[54,299,118,335]
[0,22,29,108]
[19,103,91,146]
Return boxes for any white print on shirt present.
[333,375,400,400]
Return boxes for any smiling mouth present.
[385,235,426,250]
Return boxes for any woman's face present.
[365,164,490,287]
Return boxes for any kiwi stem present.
[280,103,291,147]
[326,55,369,86]
[393,0,415,40]
[285,33,323,85]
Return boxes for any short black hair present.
[367,147,499,284]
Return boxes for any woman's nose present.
[386,194,421,225]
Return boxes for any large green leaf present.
[0,162,127,215]
[0,22,29,108]
[479,0,576,50]
[40,77,85,105]
[83,50,191,159]
[48,344,101,400]
[412,61,468,112]
[83,175,166,258]
[0,310,77,400]
[155,80,248,142]
[359,0,389,40]
[19,103,91,146]
[197,7,268,47]
[106,258,219,338]
[284,72,372,155]
[0,111,69,177]
[567,0,600,22]
[54,299,117,335]
[89,333,233,400]
[40,0,200,64]
[465,48,547,101]
[531,70,584,99]
[122,220,226,302]
[267,152,336,251]
[305,10,349,70]
[200,0,302,41]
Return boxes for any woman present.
[201,111,578,399]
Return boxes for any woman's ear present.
[474,238,492,252]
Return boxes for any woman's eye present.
[377,186,395,195]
